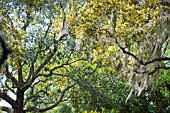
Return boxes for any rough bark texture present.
[14,91,24,113]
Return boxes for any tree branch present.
[50,58,83,73]
[34,51,56,77]
[109,10,170,67]
[1,106,13,113]
[0,89,17,109]
[18,60,24,85]
[36,58,83,77]
[5,80,16,94]
[148,66,170,75]
[23,4,33,30]
[21,46,57,92]
[114,37,144,65]
[0,35,10,66]
[25,83,76,112]
[24,90,49,106]
[114,35,170,66]
[145,57,170,65]
[134,65,170,76]
[25,62,34,83]
[5,65,20,87]
[25,20,52,83]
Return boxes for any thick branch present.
[148,66,170,75]
[0,89,17,109]
[114,37,144,65]
[1,106,13,113]
[145,57,170,65]
[18,60,24,85]
[0,35,10,66]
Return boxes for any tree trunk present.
[14,91,25,113]
[72,92,78,113]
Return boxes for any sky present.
[0,91,16,108]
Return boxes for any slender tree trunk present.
[73,96,78,113]
[72,91,78,113]
[14,91,24,113]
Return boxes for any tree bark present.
[14,91,25,113]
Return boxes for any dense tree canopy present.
[0,0,170,113]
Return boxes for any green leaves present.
[0,0,170,112]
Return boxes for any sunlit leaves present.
[61,1,170,98]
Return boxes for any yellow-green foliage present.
[62,0,161,74]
